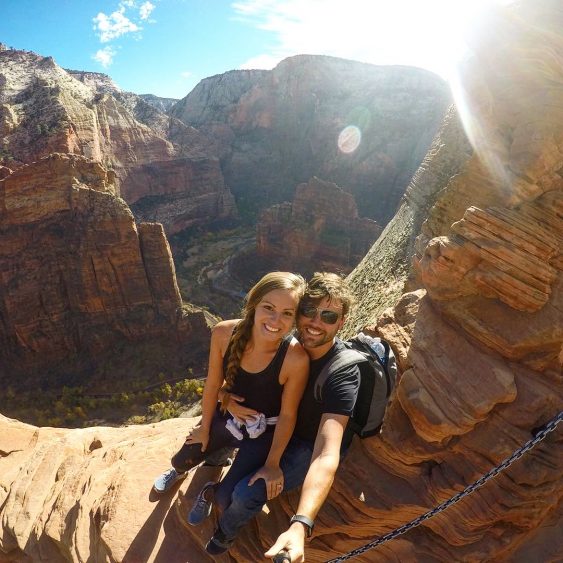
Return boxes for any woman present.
[153,271,309,554]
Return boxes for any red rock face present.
[0,153,209,378]
[257,177,381,275]
[0,49,234,235]
[171,55,452,225]
[334,1,563,561]
[123,157,237,235]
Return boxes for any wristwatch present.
[290,514,315,538]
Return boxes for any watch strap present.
[290,514,314,537]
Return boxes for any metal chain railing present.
[325,410,563,563]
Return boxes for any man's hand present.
[227,393,259,422]
[184,425,209,452]
[248,464,284,500]
[264,523,306,562]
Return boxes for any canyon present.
[0,46,450,382]
[1,0,562,560]
[171,54,451,226]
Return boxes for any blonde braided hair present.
[224,271,305,388]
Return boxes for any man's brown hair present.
[304,272,355,317]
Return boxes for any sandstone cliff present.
[0,153,210,384]
[0,50,234,235]
[139,94,180,114]
[170,55,451,225]
[1,0,562,561]
[257,176,381,276]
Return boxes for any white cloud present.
[139,1,155,20]
[92,46,117,67]
[232,0,502,79]
[180,71,193,78]
[93,7,141,42]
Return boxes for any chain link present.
[325,411,563,563]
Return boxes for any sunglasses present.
[298,304,341,325]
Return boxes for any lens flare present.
[338,125,361,154]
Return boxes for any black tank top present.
[222,334,292,418]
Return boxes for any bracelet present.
[220,392,231,414]
[290,514,314,537]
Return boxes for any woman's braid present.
[224,314,254,388]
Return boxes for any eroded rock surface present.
[0,414,218,563]
[0,153,210,380]
[257,176,381,275]
[0,50,234,234]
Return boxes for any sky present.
[0,0,506,100]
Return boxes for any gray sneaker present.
[153,468,187,493]
[187,481,215,526]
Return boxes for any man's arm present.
[265,413,348,563]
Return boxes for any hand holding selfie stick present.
[272,549,291,563]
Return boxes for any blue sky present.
[0,0,504,99]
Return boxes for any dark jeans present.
[171,405,275,513]
[171,406,240,473]
[218,435,315,540]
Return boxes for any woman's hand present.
[248,464,284,500]
[227,393,259,423]
[185,425,210,452]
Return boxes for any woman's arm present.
[248,342,309,498]
[186,321,232,451]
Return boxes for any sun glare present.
[234,0,512,82]
[446,0,519,185]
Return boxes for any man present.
[204,272,361,561]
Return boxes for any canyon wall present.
[0,153,210,382]
[0,51,234,235]
[170,55,451,225]
[257,176,381,276]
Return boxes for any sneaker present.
[153,468,187,493]
[187,481,215,526]
[205,527,235,556]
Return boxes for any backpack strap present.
[313,349,366,401]
[379,340,392,398]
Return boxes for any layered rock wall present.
[171,55,451,225]
[0,153,207,379]
[124,157,236,235]
[257,177,381,275]
[337,0,563,561]
[0,50,234,234]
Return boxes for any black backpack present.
[314,333,397,438]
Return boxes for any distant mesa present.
[256,176,382,276]
[170,53,452,226]
[140,93,180,113]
